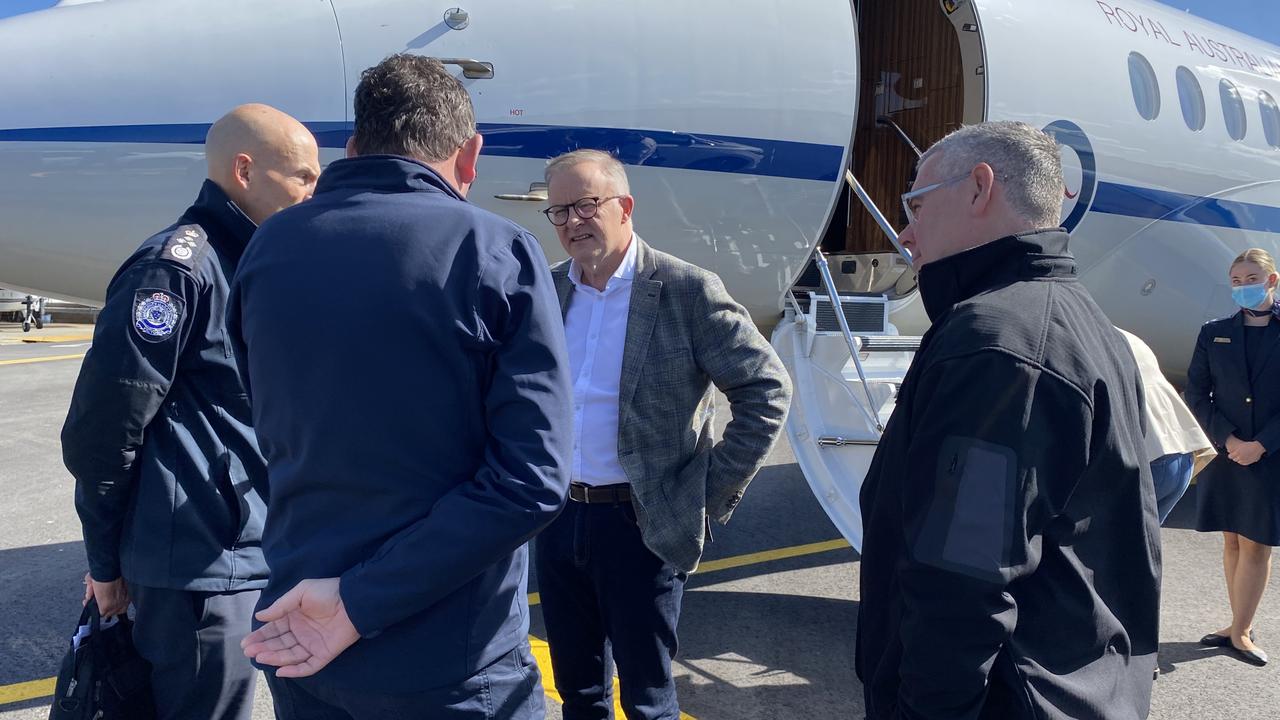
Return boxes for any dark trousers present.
[535,499,686,720]
[130,584,260,720]
[264,643,543,720]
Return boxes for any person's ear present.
[969,163,995,217]
[233,153,253,190]
[618,195,634,223]
[455,134,484,189]
[345,135,358,159]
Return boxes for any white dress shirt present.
[564,236,638,486]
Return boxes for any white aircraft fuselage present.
[2,0,1278,376]
[2,0,1279,547]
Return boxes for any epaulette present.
[157,224,211,270]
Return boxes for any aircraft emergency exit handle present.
[494,182,548,202]
[435,58,494,79]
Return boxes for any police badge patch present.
[133,290,184,341]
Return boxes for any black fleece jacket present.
[857,230,1160,720]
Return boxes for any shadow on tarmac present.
[0,697,54,714]
[1157,640,1237,677]
[675,591,862,719]
[0,541,86,687]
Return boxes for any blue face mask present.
[1232,283,1271,310]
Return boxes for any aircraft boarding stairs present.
[770,171,921,552]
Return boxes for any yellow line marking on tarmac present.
[0,538,850,708]
[0,678,55,706]
[0,353,87,367]
[20,333,94,344]
[530,636,697,720]
[529,636,565,703]
[696,538,850,573]
[524,539,852,717]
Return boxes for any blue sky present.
[1,1,1277,46]
[1158,1,1280,46]
[3,0,55,17]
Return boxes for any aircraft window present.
[1260,91,1280,149]
[1175,66,1205,131]
[1220,79,1247,141]
[1128,52,1160,121]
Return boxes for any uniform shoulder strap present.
[156,224,212,270]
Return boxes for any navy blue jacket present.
[857,232,1159,720]
[228,155,572,691]
[1186,308,1280,451]
[1185,308,1280,541]
[63,180,268,592]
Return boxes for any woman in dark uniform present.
[1187,248,1280,667]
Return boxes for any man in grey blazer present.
[535,149,792,720]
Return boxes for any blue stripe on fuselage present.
[0,121,845,182]
[1,122,1278,233]
[0,121,354,155]
[1091,181,1280,234]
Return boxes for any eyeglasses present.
[900,173,970,226]
[542,195,624,226]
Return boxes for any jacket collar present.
[186,179,257,261]
[315,155,466,201]
[631,233,660,281]
[1233,299,1280,322]
[1231,300,1280,385]
[916,229,1076,322]
[554,234,658,312]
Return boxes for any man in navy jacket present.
[231,55,572,719]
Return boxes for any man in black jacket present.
[857,121,1159,720]
[63,103,320,720]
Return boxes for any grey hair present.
[544,150,630,195]
[918,121,1064,229]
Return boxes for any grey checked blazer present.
[553,236,791,572]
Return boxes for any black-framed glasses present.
[542,195,624,226]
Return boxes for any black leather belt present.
[568,482,631,504]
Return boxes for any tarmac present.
[1,323,1278,719]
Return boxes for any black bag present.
[48,599,155,720]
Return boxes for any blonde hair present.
[1231,248,1277,276]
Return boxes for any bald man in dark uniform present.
[63,103,320,720]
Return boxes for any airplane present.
[1,0,1278,549]
[0,289,29,314]
[0,288,97,330]
[0,288,53,331]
